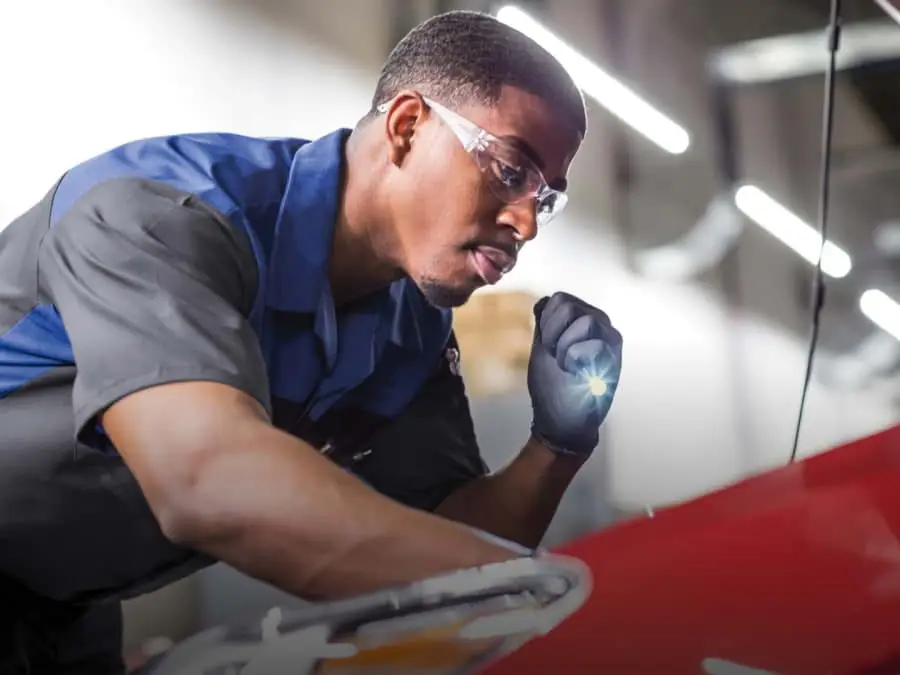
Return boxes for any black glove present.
[527,291,623,458]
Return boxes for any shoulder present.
[150,132,309,177]
[52,175,250,252]
[107,132,309,169]
[51,133,311,226]
[42,176,260,314]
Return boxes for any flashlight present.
[574,352,615,399]
[587,376,608,397]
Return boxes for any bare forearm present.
[166,424,519,600]
[436,437,584,550]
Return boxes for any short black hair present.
[370,10,586,136]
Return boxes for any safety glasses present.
[376,96,569,227]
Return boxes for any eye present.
[489,158,528,190]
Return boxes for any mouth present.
[469,245,516,286]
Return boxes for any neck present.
[329,129,402,306]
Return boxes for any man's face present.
[381,85,583,308]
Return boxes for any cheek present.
[395,151,497,275]
[409,176,485,240]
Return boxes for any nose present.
[498,199,539,243]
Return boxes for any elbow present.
[149,464,238,550]
[148,441,263,553]
[157,504,202,548]
[154,490,222,549]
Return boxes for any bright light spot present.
[587,376,608,396]
[496,5,690,154]
[860,288,900,342]
[261,607,282,643]
[734,185,852,278]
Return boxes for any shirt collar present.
[388,281,424,352]
[266,128,426,352]
[266,128,348,313]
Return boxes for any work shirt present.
[0,128,488,605]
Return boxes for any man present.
[0,9,622,673]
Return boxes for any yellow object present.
[316,620,501,673]
[452,291,538,397]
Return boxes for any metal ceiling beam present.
[710,20,900,85]
[633,17,900,284]
[710,14,900,143]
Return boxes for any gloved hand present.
[527,291,623,458]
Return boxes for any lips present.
[471,246,516,285]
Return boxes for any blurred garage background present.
[2,0,900,656]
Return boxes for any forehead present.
[455,85,583,182]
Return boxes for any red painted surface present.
[485,423,900,675]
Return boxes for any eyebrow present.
[502,135,569,192]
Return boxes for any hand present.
[527,292,623,457]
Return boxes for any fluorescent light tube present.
[734,185,852,278]
[496,5,690,154]
[860,289,900,341]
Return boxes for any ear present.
[381,91,427,167]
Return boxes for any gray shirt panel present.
[38,177,271,438]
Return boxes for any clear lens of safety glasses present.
[474,141,568,226]
[536,188,568,227]
[397,96,571,226]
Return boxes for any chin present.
[417,279,477,308]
